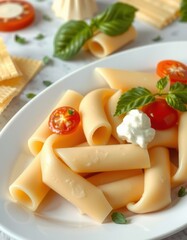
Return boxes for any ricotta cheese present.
[117,109,155,148]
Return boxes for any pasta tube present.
[87,26,136,58]
[172,112,187,186]
[40,134,112,223]
[79,88,115,145]
[105,90,124,143]
[55,144,150,173]
[95,68,167,93]
[9,154,50,211]
[99,173,144,209]
[127,147,171,213]
[87,169,143,186]
[9,119,85,211]
[28,90,83,156]
[148,126,178,149]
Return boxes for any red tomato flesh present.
[0,0,35,32]
[156,60,187,84]
[142,99,178,130]
[48,106,80,134]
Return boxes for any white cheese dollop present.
[116,109,155,148]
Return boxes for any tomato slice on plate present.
[48,106,81,135]
[0,0,35,32]
[142,99,178,130]
[156,60,187,84]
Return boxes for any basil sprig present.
[114,76,187,116]
[179,0,187,22]
[54,3,137,60]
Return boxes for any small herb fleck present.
[43,80,52,87]
[35,33,45,40]
[43,14,52,21]
[68,109,74,115]
[152,35,162,42]
[26,93,36,99]
[15,35,28,44]
[179,0,187,22]
[178,186,187,197]
[111,212,128,224]
[43,56,53,65]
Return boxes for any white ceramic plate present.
[1,42,187,240]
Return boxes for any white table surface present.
[1,0,187,239]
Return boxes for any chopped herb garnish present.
[54,2,137,60]
[68,109,74,115]
[179,0,187,22]
[43,80,52,86]
[115,76,187,116]
[111,212,128,224]
[152,35,162,42]
[15,35,28,44]
[178,186,187,197]
[43,56,53,65]
[43,14,52,21]
[26,93,36,99]
[35,33,45,40]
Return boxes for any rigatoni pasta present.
[28,90,83,156]
[8,63,187,224]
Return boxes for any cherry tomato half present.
[0,0,35,32]
[142,99,178,130]
[48,106,80,134]
[156,60,187,84]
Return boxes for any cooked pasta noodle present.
[79,88,115,145]
[28,90,83,156]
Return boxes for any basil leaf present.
[156,76,169,92]
[54,20,93,60]
[178,186,187,197]
[114,87,155,116]
[92,2,137,36]
[166,93,187,112]
[15,35,28,44]
[111,212,128,224]
[169,82,187,103]
[179,0,187,22]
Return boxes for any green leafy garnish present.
[35,33,45,40]
[43,80,52,87]
[90,3,136,36]
[111,212,128,224]
[178,186,187,197]
[152,35,162,42]
[115,77,187,116]
[15,35,28,44]
[54,21,93,60]
[43,56,53,65]
[179,0,187,22]
[43,14,52,21]
[54,2,137,60]
[26,93,36,99]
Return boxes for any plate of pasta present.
[1,41,187,240]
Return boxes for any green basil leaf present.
[178,186,187,197]
[169,82,187,103]
[15,35,28,44]
[92,2,137,36]
[179,0,187,22]
[166,93,187,112]
[111,212,128,224]
[156,76,169,92]
[54,20,93,60]
[114,87,155,116]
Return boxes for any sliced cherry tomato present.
[48,106,80,134]
[156,60,187,84]
[142,99,178,130]
[0,0,35,32]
